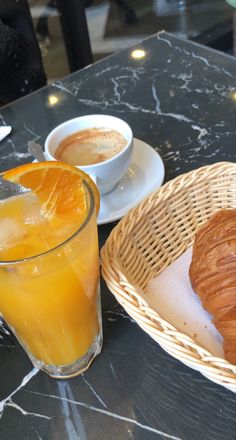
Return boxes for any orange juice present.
[0,188,101,376]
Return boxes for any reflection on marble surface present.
[0,32,236,440]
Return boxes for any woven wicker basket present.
[101,162,236,392]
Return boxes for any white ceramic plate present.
[97,138,165,225]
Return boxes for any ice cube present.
[39,222,77,248]
[0,219,26,251]
[23,194,46,225]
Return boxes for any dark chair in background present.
[35,0,94,73]
[0,0,47,107]
[35,0,138,43]
[35,0,137,73]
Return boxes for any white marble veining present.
[105,306,135,323]
[0,114,7,125]
[93,65,145,80]
[0,368,39,418]
[157,32,233,78]
[35,430,43,440]
[151,83,193,122]
[178,73,193,90]
[23,123,40,140]
[28,390,183,439]
[51,80,76,96]
[0,146,32,161]
[81,375,107,408]
[5,399,51,420]
[0,343,15,348]
[0,319,10,338]
[157,32,234,78]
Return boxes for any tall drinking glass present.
[0,178,102,378]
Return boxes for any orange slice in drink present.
[3,161,100,219]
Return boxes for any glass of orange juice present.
[0,163,102,378]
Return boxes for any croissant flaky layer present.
[189,209,236,365]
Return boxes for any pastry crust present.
[189,209,236,364]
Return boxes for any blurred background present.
[29,0,235,79]
[0,0,235,106]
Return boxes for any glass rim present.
[0,179,95,266]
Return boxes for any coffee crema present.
[55,128,127,166]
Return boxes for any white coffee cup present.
[45,114,133,195]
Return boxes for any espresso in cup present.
[55,128,127,166]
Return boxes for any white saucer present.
[97,138,165,225]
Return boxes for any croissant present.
[189,209,236,365]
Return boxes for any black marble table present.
[0,32,236,440]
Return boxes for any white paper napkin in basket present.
[146,247,224,358]
[0,126,11,142]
